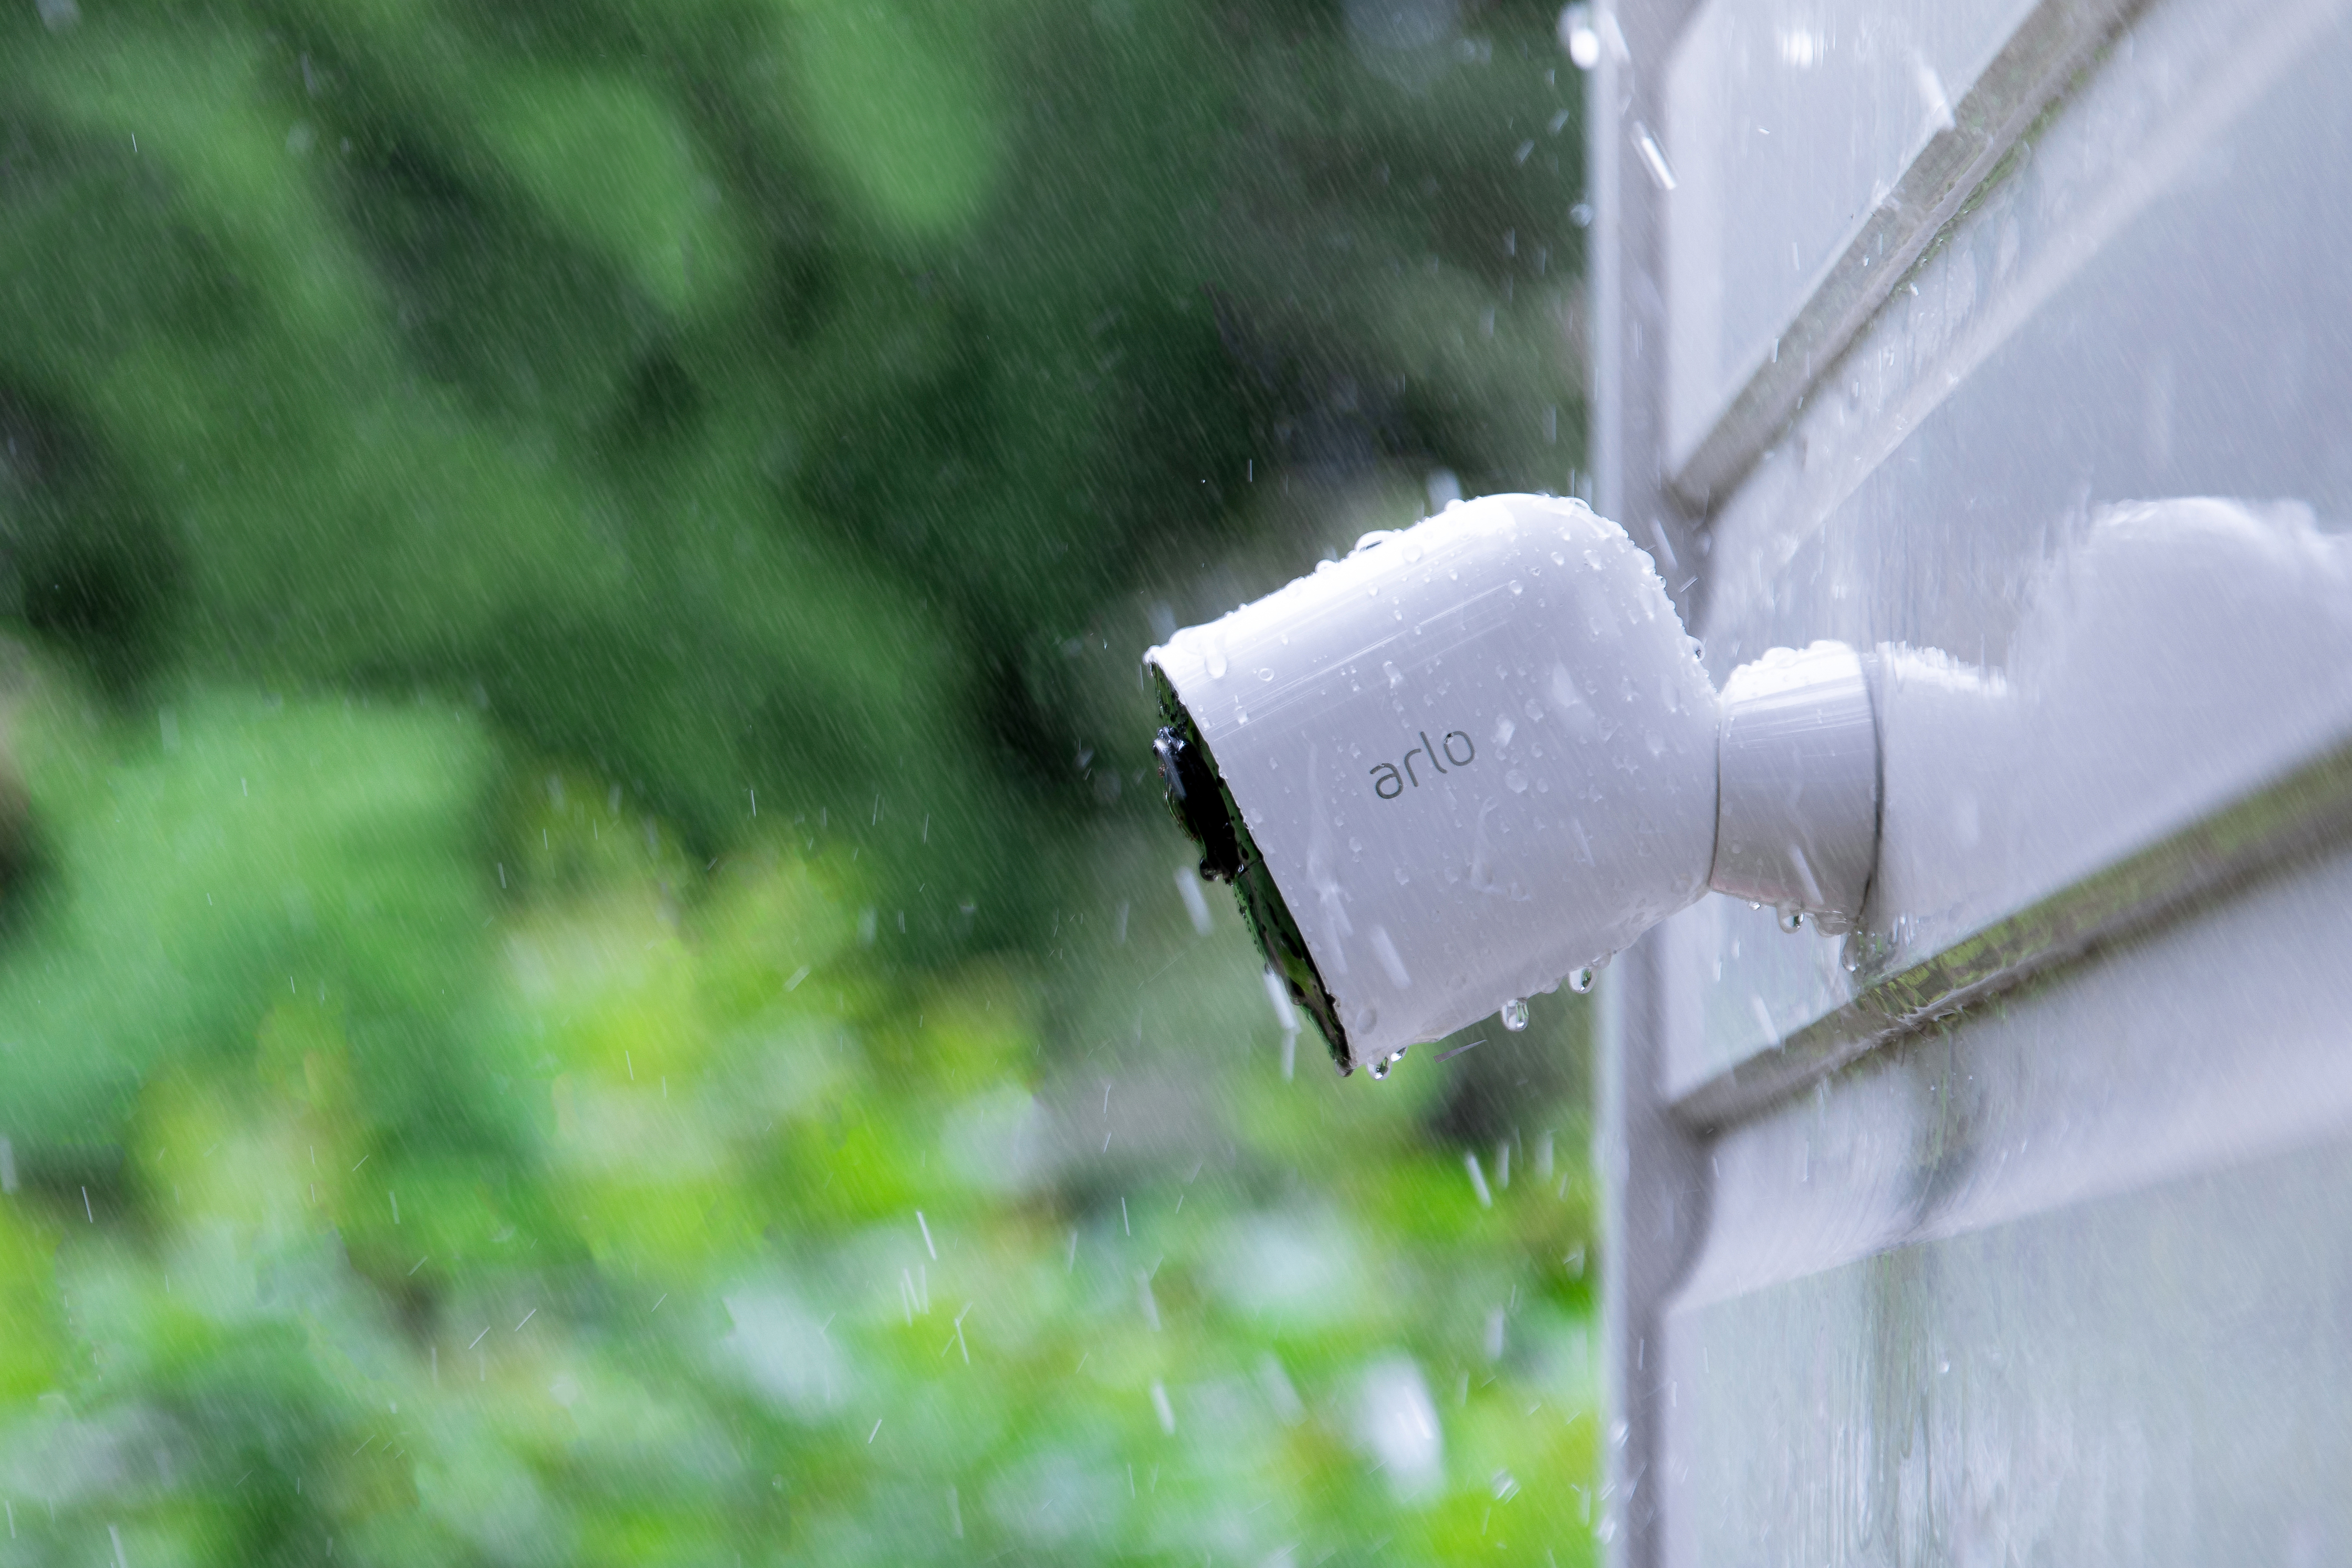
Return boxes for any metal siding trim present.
[1593,1,1711,1563]
[1667,0,2144,509]
[1672,736,2352,1130]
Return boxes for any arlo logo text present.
[1370,729,1476,799]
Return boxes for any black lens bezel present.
[1149,668,1352,1073]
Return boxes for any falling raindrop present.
[1559,3,1600,68]
[1175,867,1214,934]
[1632,120,1678,192]
[1262,968,1297,1031]
[1465,1151,1493,1206]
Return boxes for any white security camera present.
[1147,493,1879,1077]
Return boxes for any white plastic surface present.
[1708,640,1879,929]
[1147,495,1719,1068]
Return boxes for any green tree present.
[0,0,1600,1560]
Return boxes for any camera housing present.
[1147,494,1723,1073]
[1147,493,1882,1076]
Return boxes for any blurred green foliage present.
[0,0,1598,1560]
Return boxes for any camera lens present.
[1153,724,1242,882]
[1153,675,1351,1071]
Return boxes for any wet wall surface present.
[1663,0,2352,1100]
[1667,843,2352,1565]
[1625,0,2352,1557]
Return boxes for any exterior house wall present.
[1592,0,2352,1558]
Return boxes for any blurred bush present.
[0,0,1600,1560]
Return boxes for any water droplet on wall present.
[1499,997,1531,1031]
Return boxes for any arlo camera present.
[1147,493,1880,1078]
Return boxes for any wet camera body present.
[1148,494,1878,1076]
